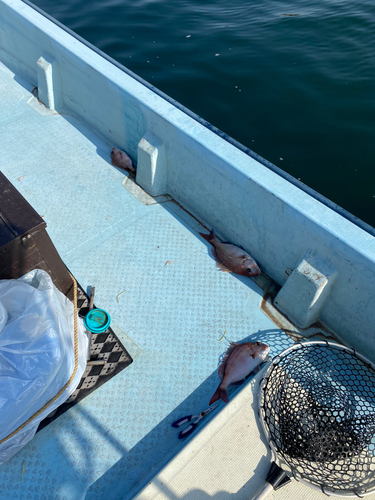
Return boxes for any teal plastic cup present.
[84,308,111,333]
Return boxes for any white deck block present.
[136,132,167,197]
[36,55,61,110]
[274,252,337,328]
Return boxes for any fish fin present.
[221,242,245,252]
[211,248,232,273]
[199,229,215,243]
[209,384,229,405]
[218,342,240,379]
[232,378,246,386]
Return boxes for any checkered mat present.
[38,283,133,431]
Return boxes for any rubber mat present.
[38,282,133,431]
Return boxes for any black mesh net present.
[260,343,375,495]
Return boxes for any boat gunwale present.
[17,0,375,238]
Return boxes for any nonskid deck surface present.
[0,63,293,499]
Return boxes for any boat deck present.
[0,61,296,499]
[2,48,375,500]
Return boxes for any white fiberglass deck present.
[0,61,295,499]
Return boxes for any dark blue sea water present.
[32,0,375,228]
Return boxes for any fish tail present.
[199,229,216,244]
[209,383,229,405]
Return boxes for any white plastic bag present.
[0,269,88,464]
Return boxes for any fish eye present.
[256,342,260,345]
[245,268,252,274]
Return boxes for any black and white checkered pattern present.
[38,282,133,430]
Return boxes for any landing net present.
[259,342,375,496]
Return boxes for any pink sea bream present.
[199,229,260,276]
[209,341,269,405]
[111,147,136,174]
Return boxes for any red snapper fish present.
[111,147,136,174]
[199,229,260,276]
[209,341,269,405]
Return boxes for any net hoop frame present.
[258,340,375,498]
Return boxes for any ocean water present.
[31,0,375,228]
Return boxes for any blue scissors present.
[171,403,219,439]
